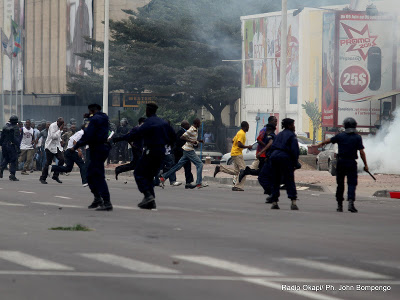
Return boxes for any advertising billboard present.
[244,14,299,89]
[66,0,93,77]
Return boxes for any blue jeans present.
[163,150,203,185]
[154,153,176,185]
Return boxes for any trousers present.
[1,144,18,176]
[18,149,35,172]
[219,155,246,189]
[52,150,87,184]
[336,159,358,202]
[87,144,111,202]
[174,152,193,184]
[40,149,64,180]
[115,147,142,175]
[163,150,203,185]
[270,153,297,202]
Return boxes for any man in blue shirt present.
[72,104,112,211]
[113,103,176,210]
[317,117,368,213]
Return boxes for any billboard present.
[66,0,93,77]
[337,12,396,127]
[244,14,299,88]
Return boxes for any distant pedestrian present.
[317,118,368,213]
[72,104,113,211]
[39,118,65,184]
[18,119,36,175]
[213,121,252,191]
[173,120,194,188]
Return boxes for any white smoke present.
[360,108,400,174]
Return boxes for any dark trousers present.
[270,154,297,202]
[174,152,194,184]
[258,158,272,195]
[134,147,165,198]
[154,153,176,185]
[40,149,64,180]
[115,147,142,175]
[87,144,111,202]
[52,150,87,184]
[1,144,18,176]
[245,157,266,176]
[336,159,358,202]
[84,148,91,183]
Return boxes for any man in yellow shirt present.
[214,121,252,191]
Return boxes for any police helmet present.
[9,115,18,124]
[343,117,357,129]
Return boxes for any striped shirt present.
[182,125,198,151]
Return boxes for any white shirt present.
[45,122,63,154]
[182,126,198,152]
[67,130,84,151]
[20,127,34,150]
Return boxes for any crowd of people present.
[0,102,369,213]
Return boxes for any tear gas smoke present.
[359,109,400,174]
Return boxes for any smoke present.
[360,108,400,174]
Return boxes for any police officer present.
[0,115,21,181]
[72,104,113,211]
[267,118,300,210]
[116,118,130,163]
[113,103,175,210]
[317,118,368,213]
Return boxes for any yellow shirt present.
[231,129,246,156]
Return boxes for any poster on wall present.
[321,12,336,127]
[66,0,93,77]
[337,12,396,127]
[244,14,299,88]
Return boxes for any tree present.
[302,101,322,144]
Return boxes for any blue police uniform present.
[268,129,299,202]
[330,132,364,202]
[257,131,276,193]
[121,114,175,199]
[0,123,21,179]
[74,112,111,205]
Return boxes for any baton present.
[366,170,376,181]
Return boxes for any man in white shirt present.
[30,120,41,172]
[40,117,65,184]
[51,124,87,186]
[19,119,35,175]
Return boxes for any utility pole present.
[103,0,110,114]
[279,0,288,120]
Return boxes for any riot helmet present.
[9,115,18,124]
[343,117,357,129]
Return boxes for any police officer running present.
[113,103,175,210]
[317,117,368,213]
[72,104,113,211]
[0,115,21,181]
[267,118,300,210]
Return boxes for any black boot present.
[348,200,358,213]
[271,202,280,210]
[0,168,3,178]
[9,175,19,181]
[88,197,103,209]
[115,166,122,180]
[337,201,343,212]
[290,199,299,210]
[265,195,274,204]
[96,199,113,211]
[138,191,156,210]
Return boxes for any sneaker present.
[185,183,196,189]
[9,176,19,181]
[39,179,48,184]
[95,203,113,211]
[82,183,89,187]
[21,171,29,175]
[159,176,165,188]
[196,183,208,189]
[171,181,182,186]
[291,204,299,210]
[213,165,220,177]
[232,187,244,191]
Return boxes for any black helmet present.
[9,115,18,124]
[343,117,357,129]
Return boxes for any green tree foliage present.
[302,101,322,144]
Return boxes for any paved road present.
[0,172,399,300]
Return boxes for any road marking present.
[173,255,282,276]
[296,187,309,191]
[54,196,72,200]
[32,202,84,208]
[18,191,35,194]
[244,278,343,300]
[113,205,138,210]
[0,251,73,270]
[0,201,25,207]
[79,253,180,274]
[365,260,400,270]
[280,258,390,279]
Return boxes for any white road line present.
[0,251,73,271]
[113,205,138,210]
[54,196,72,200]
[79,253,180,274]
[365,260,400,270]
[296,187,309,191]
[0,201,25,207]
[173,255,282,276]
[18,191,36,194]
[281,258,390,279]
[32,202,84,208]
[244,278,343,300]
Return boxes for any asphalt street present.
[0,171,399,300]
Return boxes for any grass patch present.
[49,224,93,231]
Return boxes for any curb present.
[203,176,324,192]
[373,190,399,198]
